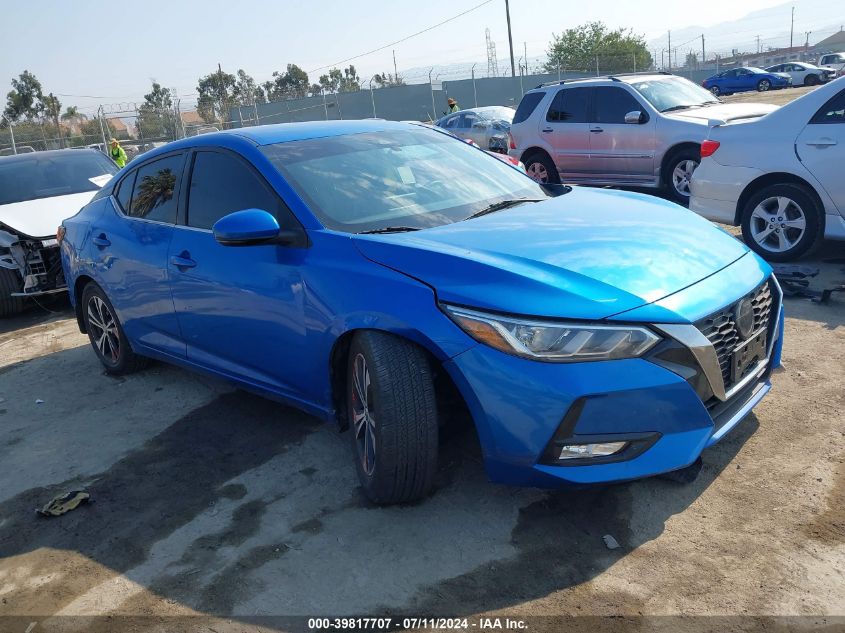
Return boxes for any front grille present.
[696,280,775,392]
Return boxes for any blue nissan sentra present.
[59,120,783,504]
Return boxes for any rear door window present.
[810,89,845,124]
[513,92,545,124]
[546,87,590,122]
[592,87,644,124]
[127,153,184,223]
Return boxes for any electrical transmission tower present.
[486,29,499,77]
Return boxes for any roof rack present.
[535,71,672,89]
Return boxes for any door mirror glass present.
[213,209,281,246]
[624,110,645,124]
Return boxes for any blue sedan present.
[59,121,784,504]
[702,66,792,96]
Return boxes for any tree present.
[339,65,361,92]
[263,64,311,101]
[4,70,44,122]
[373,72,406,88]
[61,105,85,122]
[41,92,63,147]
[197,65,237,127]
[684,51,699,69]
[137,82,178,140]
[318,68,342,94]
[234,69,266,106]
[543,22,652,74]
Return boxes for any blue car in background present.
[702,66,792,96]
[59,121,784,504]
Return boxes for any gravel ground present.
[0,85,842,631]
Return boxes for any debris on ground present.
[602,534,620,550]
[37,490,90,517]
[35,399,44,404]
[773,264,845,303]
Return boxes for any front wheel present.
[523,152,561,184]
[347,331,438,505]
[0,268,25,317]
[709,85,721,96]
[81,283,149,374]
[804,74,819,86]
[665,149,700,204]
[740,184,823,262]
[757,79,771,92]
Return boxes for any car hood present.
[0,191,99,238]
[666,102,779,123]
[353,187,750,320]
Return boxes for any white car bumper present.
[689,161,764,225]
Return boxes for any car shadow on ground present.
[0,341,759,620]
[0,295,73,336]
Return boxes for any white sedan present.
[690,77,845,261]
[765,62,835,86]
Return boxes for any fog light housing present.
[558,441,628,460]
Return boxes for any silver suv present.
[508,73,777,203]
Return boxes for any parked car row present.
[0,76,840,505]
[507,71,844,259]
[701,67,793,96]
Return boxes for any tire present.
[709,85,721,96]
[804,74,819,86]
[740,183,823,262]
[347,331,438,505]
[757,79,771,92]
[522,151,560,184]
[664,147,700,204]
[80,282,149,374]
[0,268,25,317]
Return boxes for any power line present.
[306,0,495,74]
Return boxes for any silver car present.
[435,106,515,153]
[508,73,777,203]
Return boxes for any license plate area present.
[731,330,767,384]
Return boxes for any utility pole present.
[393,49,398,81]
[790,6,795,48]
[668,31,671,70]
[805,31,811,48]
[505,0,515,77]
[701,35,706,68]
[756,35,761,53]
[524,41,528,74]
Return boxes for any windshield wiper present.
[358,226,421,234]
[464,198,544,221]
[660,104,705,113]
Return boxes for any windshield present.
[0,151,117,206]
[478,107,515,122]
[261,127,556,233]
[747,67,769,74]
[628,76,719,112]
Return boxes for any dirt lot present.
[0,84,843,632]
[720,84,819,106]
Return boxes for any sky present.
[0,0,834,115]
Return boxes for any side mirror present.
[625,110,646,124]
[213,209,304,247]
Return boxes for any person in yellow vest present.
[109,138,127,168]
[447,97,459,113]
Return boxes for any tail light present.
[701,140,720,158]
[508,131,516,150]
[56,225,66,244]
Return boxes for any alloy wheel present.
[671,159,698,198]
[526,162,549,183]
[351,353,376,476]
[709,86,720,96]
[749,196,807,253]
[87,295,120,364]
[758,79,771,91]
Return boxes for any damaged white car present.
[0,149,117,316]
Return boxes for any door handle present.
[805,138,837,147]
[169,254,197,269]
[92,234,110,247]
[541,127,553,133]
[589,127,604,133]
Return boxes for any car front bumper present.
[443,277,784,488]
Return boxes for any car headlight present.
[443,304,660,362]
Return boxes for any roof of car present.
[211,119,410,146]
[0,148,104,164]
[531,72,678,92]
